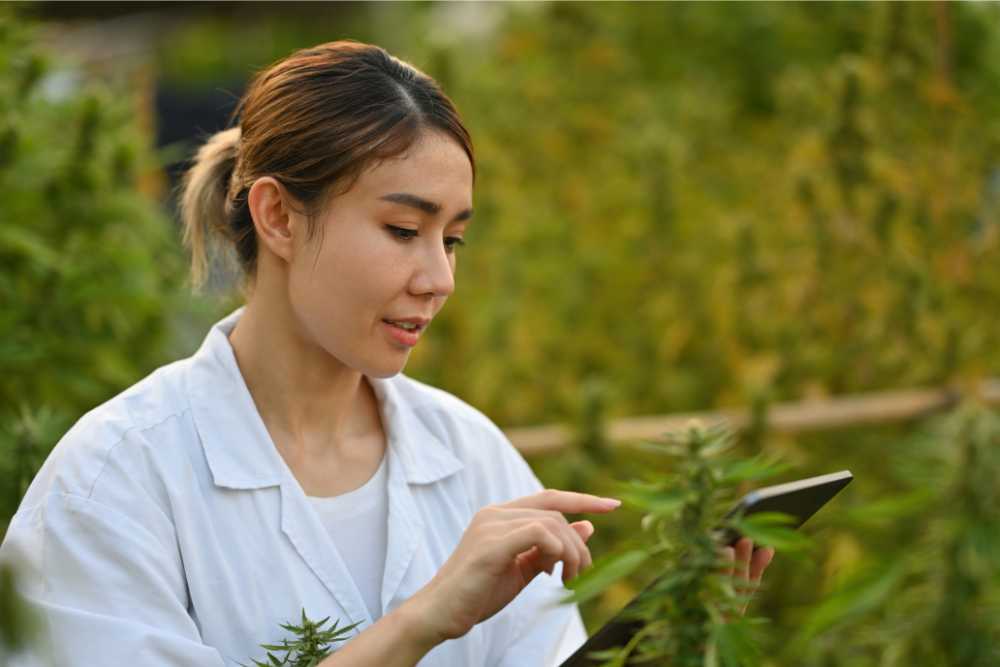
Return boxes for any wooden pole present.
[506,378,1000,456]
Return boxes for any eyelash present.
[386,225,466,252]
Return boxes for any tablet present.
[718,469,854,546]
[559,470,853,667]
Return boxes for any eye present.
[386,225,418,240]
[387,225,466,253]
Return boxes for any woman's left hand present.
[721,537,775,615]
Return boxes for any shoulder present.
[391,373,504,436]
[16,358,197,513]
[387,374,544,504]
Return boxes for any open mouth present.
[382,319,426,348]
[382,319,425,332]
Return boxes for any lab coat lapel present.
[278,481,373,628]
[380,442,423,611]
[186,309,373,627]
[186,311,467,626]
[371,376,464,611]
[186,308,284,490]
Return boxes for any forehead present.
[349,132,473,208]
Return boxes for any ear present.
[247,176,301,264]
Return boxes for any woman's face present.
[286,130,474,378]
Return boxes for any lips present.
[381,317,430,331]
[382,319,426,347]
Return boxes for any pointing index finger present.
[503,489,622,514]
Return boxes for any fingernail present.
[602,497,622,508]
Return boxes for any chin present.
[366,367,405,379]
[362,355,410,379]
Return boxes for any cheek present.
[290,234,404,323]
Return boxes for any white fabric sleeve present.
[492,563,588,667]
[0,493,226,667]
[469,419,589,667]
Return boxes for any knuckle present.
[528,520,550,538]
[545,509,567,524]
[540,488,560,501]
[542,515,563,531]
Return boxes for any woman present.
[1,41,772,666]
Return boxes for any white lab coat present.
[1,309,587,666]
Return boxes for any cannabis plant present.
[243,609,360,667]
[0,8,184,528]
[0,7,185,662]
[564,424,810,667]
[791,402,1000,666]
[0,561,37,665]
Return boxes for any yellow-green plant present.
[0,561,37,665]
[790,403,1000,666]
[564,425,810,666]
[0,10,184,528]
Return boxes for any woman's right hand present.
[407,489,621,644]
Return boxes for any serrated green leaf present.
[713,618,762,667]
[562,549,649,605]
[717,457,789,485]
[731,512,812,551]
[797,562,906,642]
[841,489,933,525]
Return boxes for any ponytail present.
[179,126,241,289]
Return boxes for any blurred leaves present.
[395,2,1000,429]
[0,13,185,523]
[0,561,38,662]
[787,403,1000,665]
[796,561,907,646]
[731,513,812,553]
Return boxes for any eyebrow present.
[379,192,473,222]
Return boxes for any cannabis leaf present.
[243,609,360,667]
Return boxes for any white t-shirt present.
[1,308,587,667]
[307,454,389,623]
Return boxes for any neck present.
[227,295,381,460]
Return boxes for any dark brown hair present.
[179,40,474,288]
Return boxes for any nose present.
[409,240,455,298]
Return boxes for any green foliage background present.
[4,3,1000,665]
[0,14,188,530]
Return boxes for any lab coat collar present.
[185,308,464,491]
